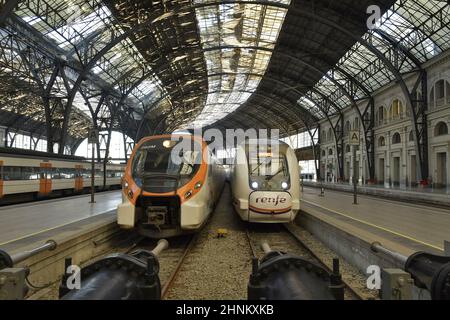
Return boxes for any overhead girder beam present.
[130,43,372,110]
[373,29,423,69]
[138,73,312,136]
[16,48,64,152]
[0,0,21,25]
[151,87,318,138]
[141,70,333,120]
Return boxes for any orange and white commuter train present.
[231,139,300,223]
[117,135,225,238]
[0,147,124,205]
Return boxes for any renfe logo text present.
[255,195,287,206]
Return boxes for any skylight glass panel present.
[189,0,291,128]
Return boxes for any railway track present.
[244,223,364,300]
[159,235,197,299]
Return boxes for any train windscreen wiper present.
[265,167,283,181]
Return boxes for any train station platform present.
[300,186,449,256]
[303,181,450,207]
[0,191,122,253]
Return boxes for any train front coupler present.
[248,241,345,300]
[59,239,168,300]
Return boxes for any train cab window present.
[247,148,290,191]
[132,138,202,191]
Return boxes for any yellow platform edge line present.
[0,214,115,247]
[302,200,444,252]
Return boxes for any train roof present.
[0,147,87,162]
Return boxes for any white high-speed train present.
[231,139,300,223]
[0,147,124,205]
[117,134,225,238]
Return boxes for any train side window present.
[51,168,61,179]
[3,166,39,180]
[22,167,36,180]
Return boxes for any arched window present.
[409,131,414,142]
[377,106,386,124]
[378,136,385,147]
[391,99,403,119]
[354,117,359,130]
[345,121,351,134]
[322,150,326,157]
[328,148,333,156]
[435,122,449,136]
[346,145,350,153]
[392,132,401,144]
[430,79,450,108]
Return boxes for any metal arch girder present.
[140,70,334,122]
[147,43,372,108]
[302,90,346,179]
[373,29,423,68]
[0,0,21,25]
[207,89,316,131]
[150,95,287,138]
[139,73,312,135]
[302,122,321,179]
[142,88,302,138]
[300,92,345,180]
[153,90,307,139]
[143,36,373,98]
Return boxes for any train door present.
[75,165,83,192]
[0,160,3,198]
[39,162,52,195]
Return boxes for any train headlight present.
[251,181,259,189]
[185,190,193,199]
[281,182,289,190]
[123,181,129,189]
[194,182,202,189]
[127,190,134,199]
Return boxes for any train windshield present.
[247,148,290,191]
[132,138,202,193]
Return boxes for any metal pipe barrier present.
[0,240,57,270]
[371,241,450,300]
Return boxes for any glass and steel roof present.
[0,0,448,144]
[213,0,449,135]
